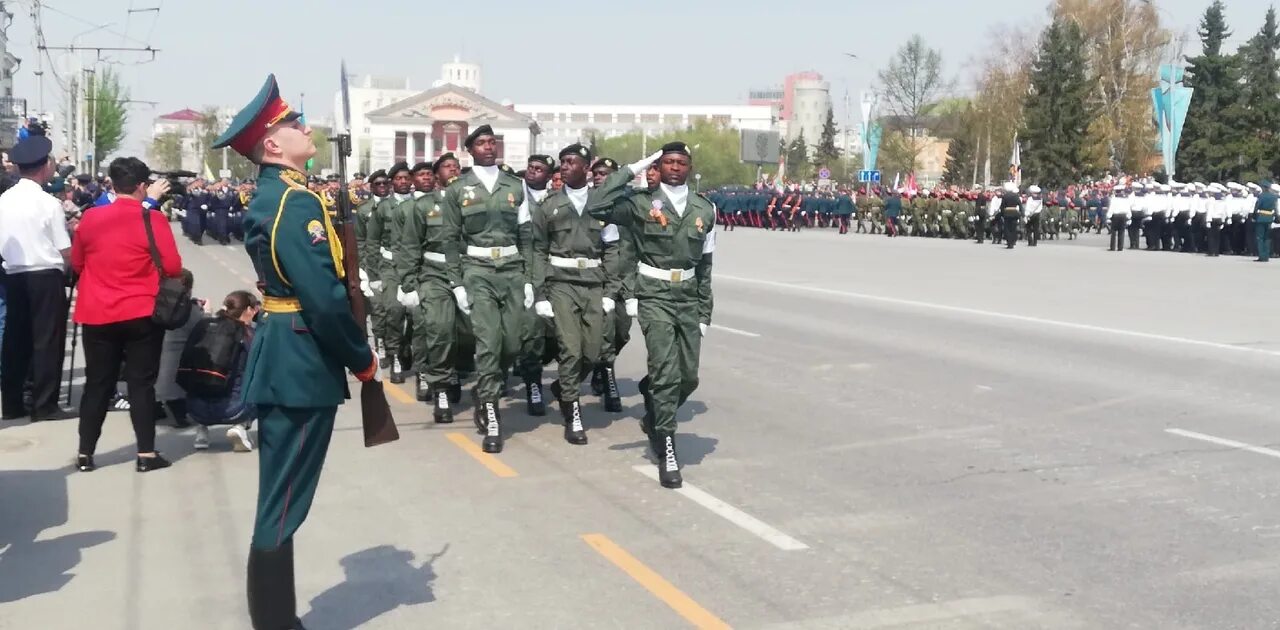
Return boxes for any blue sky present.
[6,0,1276,158]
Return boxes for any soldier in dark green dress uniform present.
[589,157,638,412]
[355,169,388,332]
[1254,182,1278,262]
[589,143,715,489]
[440,124,532,454]
[215,75,379,630]
[365,162,414,380]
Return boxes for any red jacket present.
[72,197,183,325]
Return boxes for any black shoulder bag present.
[141,207,192,329]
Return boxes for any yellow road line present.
[384,382,417,404]
[444,432,518,478]
[581,534,731,630]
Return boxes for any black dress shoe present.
[136,453,172,473]
[32,407,78,422]
[76,454,95,472]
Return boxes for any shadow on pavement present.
[303,543,446,630]
[0,468,117,604]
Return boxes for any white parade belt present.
[550,255,601,270]
[638,262,695,283]
[466,245,518,260]
[423,251,447,263]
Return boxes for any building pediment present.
[366,85,537,130]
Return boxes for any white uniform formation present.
[1103,180,1278,256]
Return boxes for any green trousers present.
[377,278,411,363]
[517,308,545,384]
[465,267,525,401]
[251,405,335,550]
[1257,222,1273,261]
[548,282,603,402]
[600,304,632,365]
[637,298,702,435]
[410,279,456,386]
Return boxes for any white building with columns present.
[514,103,774,147]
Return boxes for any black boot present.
[560,400,588,445]
[602,363,623,413]
[525,381,546,416]
[415,374,430,402]
[657,433,682,489]
[471,389,485,434]
[447,373,462,405]
[390,356,406,384]
[638,376,659,456]
[480,402,503,453]
[247,542,306,630]
[432,386,453,424]
[590,365,605,396]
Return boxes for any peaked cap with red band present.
[212,74,302,161]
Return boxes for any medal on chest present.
[650,199,668,228]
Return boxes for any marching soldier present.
[1206,183,1227,257]
[215,75,379,630]
[589,143,714,489]
[998,182,1022,249]
[366,162,415,382]
[440,125,532,454]
[1024,186,1043,246]
[589,157,641,412]
[183,179,209,244]
[393,162,439,400]
[1106,184,1130,251]
[531,144,622,444]
[1128,183,1147,250]
[355,169,388,353]
[516,154,557,417]
[396,155,462,422]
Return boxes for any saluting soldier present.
[440,124,532,454]
[589,143,714,489]
[214,75,379,630]
[366,162,414,382]
[530,144,622,444]
[589,157,646,412]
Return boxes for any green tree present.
[813,108,841,169]
[786,130,810,180]
[877,34,949,173]
[88,67,129,161]
[195,108,256,180]
[1021,18,1095,187]
[1178,1,1244,182]
[941,106,978,186]
[308,125,333,175]
[1236,6,1280,181]
[147,131,184,171]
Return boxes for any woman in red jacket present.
[71,157,183,473]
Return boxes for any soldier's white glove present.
[699,323,709,337]
[627,150,663,175]
[535,300,554,318]
[369,280,383,292]
[602,297,615,313]
[397,287,420,308]
[523,283,535,309]
[359,269,373,297]
[625,298,638,317]
[453,286,471,315]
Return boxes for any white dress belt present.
[466,245,519,260]
[549,255,601,270]
[637,262,695,283]
[423,251,447,263]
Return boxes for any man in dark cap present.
[586,156,629,412]
[515,153,556,417]
[214,74,380,630]
[439,124,530,453]
[530,144,622,444]
[391,161,437,399]
[366,162,414,382]
[589,142,715,489]
[355,169,389,321]
[0,135,78,421]
[429,153,471,400]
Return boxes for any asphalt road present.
[3,224,1280,629]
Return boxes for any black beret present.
[352,172,366,179]
[661,141,691,158]
[367,169,388,182]
[10,135,52,168]
[515,169,527,178]
[411,161,433,174]
[387,161,411,177]
[465,124,494,148]
[558,143,591,161]
[528,154,552,168]
[432,153,459,173]
[591,157,619,172]
[326,174,339,182]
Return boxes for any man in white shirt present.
[1106,184,1131,251]
[0,135,76,421]
[1024,186,1044,247]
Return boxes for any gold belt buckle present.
[490,247,502,259]
[669,269,681,282]
[576,257,588,269]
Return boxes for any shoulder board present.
[447,176,459,186]
[500,164,515,174]
[280,169,308,191]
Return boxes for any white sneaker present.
[227,425,254,452]
[193,426,210,450]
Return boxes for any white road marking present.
[1166,428,1280,460]
[632,465,808,551]
[710,323,761,338]
[718,273,1280,358]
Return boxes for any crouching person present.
[177,290,260,451]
